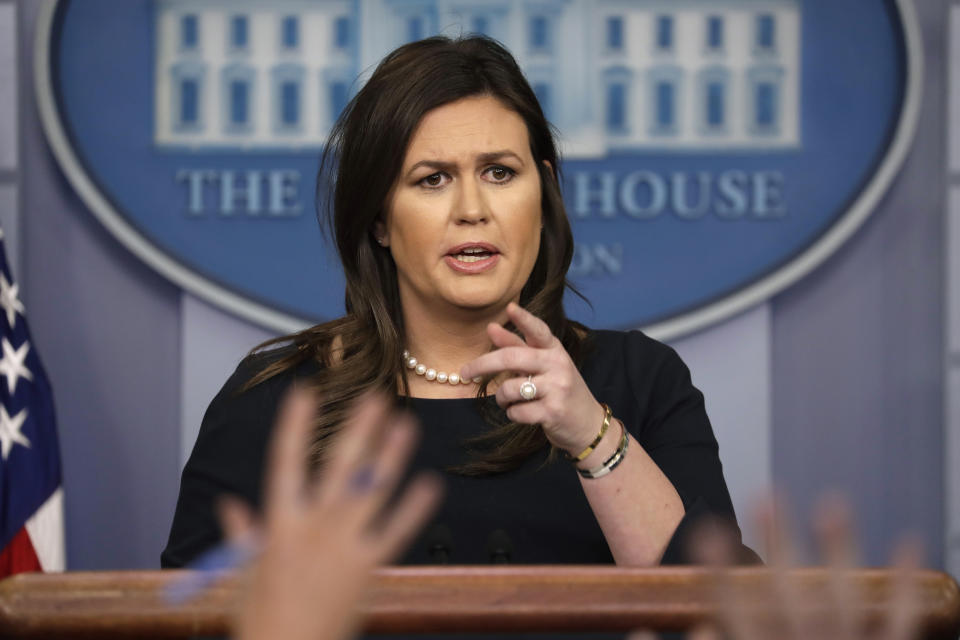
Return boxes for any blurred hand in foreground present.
[632,496,924,640]
[219,389,443,640]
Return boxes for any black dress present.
[162,328,758,568]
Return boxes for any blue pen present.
[164,538,259,605]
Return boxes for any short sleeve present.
[160,354,298,568]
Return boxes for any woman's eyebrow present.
[405,159,454,177]
[476,150,525,166]
[405,150,525,177]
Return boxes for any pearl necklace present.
[403,350,481,386]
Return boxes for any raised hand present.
[221,390,443,640]
[667,495,925,640]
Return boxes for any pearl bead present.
[403,350,482,386]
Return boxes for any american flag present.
[0,229,64,575]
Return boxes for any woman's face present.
[380,95,543,318]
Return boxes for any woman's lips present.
[444,253,500,273]
[444,242,500,274]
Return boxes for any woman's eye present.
[421,173,446,187]
[486,166,515,182]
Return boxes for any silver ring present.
[519,375,538,401]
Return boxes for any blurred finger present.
[317,392,391,502]
[167,506,260,606]
[885,536,924,640]
[686,625,722,640]
[813,493,858,566]
[345,413,420,525]
[506,302,556,349]
[813,494,860,639]
[265,388,316,517]
[757,496,809,639]
[689,517,763,640]
[373,472,444,563]
[688,516,738,567]
[217,495,256,543]
[759,495,800,568]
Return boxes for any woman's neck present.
[400,301,507,399]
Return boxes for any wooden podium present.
[0,566,957,638]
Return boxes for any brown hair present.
[248,35,587,475]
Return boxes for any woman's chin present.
[442,290,513,313]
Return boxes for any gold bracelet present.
[565,403,612,462]
[577,419,628,479]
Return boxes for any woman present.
[162,35,756,569]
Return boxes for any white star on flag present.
[0,338,33,395]
[0,404,30,461]
[0,272,25,329]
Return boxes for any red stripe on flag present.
[0,527,43,577]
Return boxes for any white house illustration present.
[153,0,800,155]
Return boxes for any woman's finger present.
[506,302,556,349]
[372,472,444,564]
[495,375,545,408]
[460,345,545,381]
[264,389,317,518]
[504,398,544,425]
[487,322,527,349]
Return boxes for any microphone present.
[485,529,514,564]
[426,523,453,564]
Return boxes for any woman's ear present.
[373,220,389,247]
[542,159,555,179]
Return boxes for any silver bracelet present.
[577,419,628,479]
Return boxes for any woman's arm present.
[573,421,684,565]
[461,303,742,566]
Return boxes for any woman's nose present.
[454,176,488,224]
